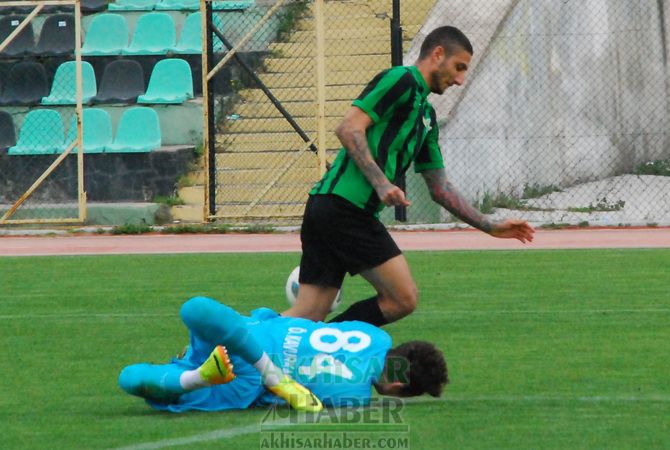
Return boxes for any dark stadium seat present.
[81,0,108,14]
[33,14,75,56]
[0,61,49,105]
[0,15,35,57]
[0,110,16,152]
[92,59,145,104]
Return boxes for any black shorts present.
[299,194,401,288]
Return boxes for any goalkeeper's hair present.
[385,341,448,397]
[419,26,473,60]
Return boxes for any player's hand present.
[377,183,411,207]
[490,219,535,243]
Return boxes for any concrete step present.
[269,39,390,58]
[171,204,204,222]
[233,100,351,118]
[263,54,389,73]
[216,184,312,203]
[178,185,204,205]
[259,70,381,89]
[239,84,363,102]
[216,151,321,170]
[214,202,305,219]
[217,167,319,185]
[294,16,389,32]
[289,24,421,40]
[216,132,342,151]
[222,116,342,134]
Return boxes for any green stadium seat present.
[106,107,161,153]
[63,108,112,154]
[41,61,97,105]
[137,58,193,104]
[8,109,65,155]
[122,12,176,55]
[172,11,201,53]
[172,12,224,54]
[212,1,254,11]
[81,13,129,56]
[155,0,198,10]
[108,0,157,11]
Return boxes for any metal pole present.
[204,0,216,218]
[315,0,327,176]
[391,0,406,222]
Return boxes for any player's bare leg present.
[282,283,339,321]
[359,254,418,322]
[328,254,417,325]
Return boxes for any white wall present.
[408,0,670,202]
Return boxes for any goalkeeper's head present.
[374,341,448,397]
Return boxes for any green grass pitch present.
[1,249,669,449]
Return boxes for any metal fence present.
[207,0,670,227]
[0,1,85,225]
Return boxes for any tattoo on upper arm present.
[422,169,493,233]
[339,123,388,190]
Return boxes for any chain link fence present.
[0,1,84,225]
[209,0,670,227]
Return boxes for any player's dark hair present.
[385,341,448,397]
[419,26,473,60]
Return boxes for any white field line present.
[0,312,174,320]
[110,394,670,450]
[415,308,670,315]
[1,308,669,321]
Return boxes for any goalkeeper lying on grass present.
[119,296,448,412]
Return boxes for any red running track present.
[1,228,669,257]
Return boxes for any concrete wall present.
[407,0,670,209]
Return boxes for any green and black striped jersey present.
[310,65,444,215]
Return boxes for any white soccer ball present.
[285,266,342,312]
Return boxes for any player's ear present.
[375,381,406,396]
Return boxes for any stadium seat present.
[108,0,158,11]
[92,59,145,104]
[8,109,65,155]
[137,58,193,104]
[212,1,254,11]
[33,14,75,57]
[155,0,199,10]
[0,15,35,57]
[0,110,16,152]
[81,0,108,14]
[42,61,97,105]
[64,108,112,153]
[172,11,201,53]
[0,61,49,105]
[106,107,161,153]
[172,12,224,55]
[122,12,176,55]
[81,13,129,56]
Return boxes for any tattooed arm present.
[335,107,410,206]
[421,168,535,242]
[421,168,493,232]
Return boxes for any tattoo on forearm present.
[423,170,493,233]
[338,126,388,190]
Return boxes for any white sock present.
[179,369,209,391]
[253,352,284,387]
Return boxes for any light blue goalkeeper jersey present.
[250,308,392,407]
[150,308,392,412]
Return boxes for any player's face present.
[429,47,471,94]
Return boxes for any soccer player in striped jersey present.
[118,296,448,412]
[283,26,535,326]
